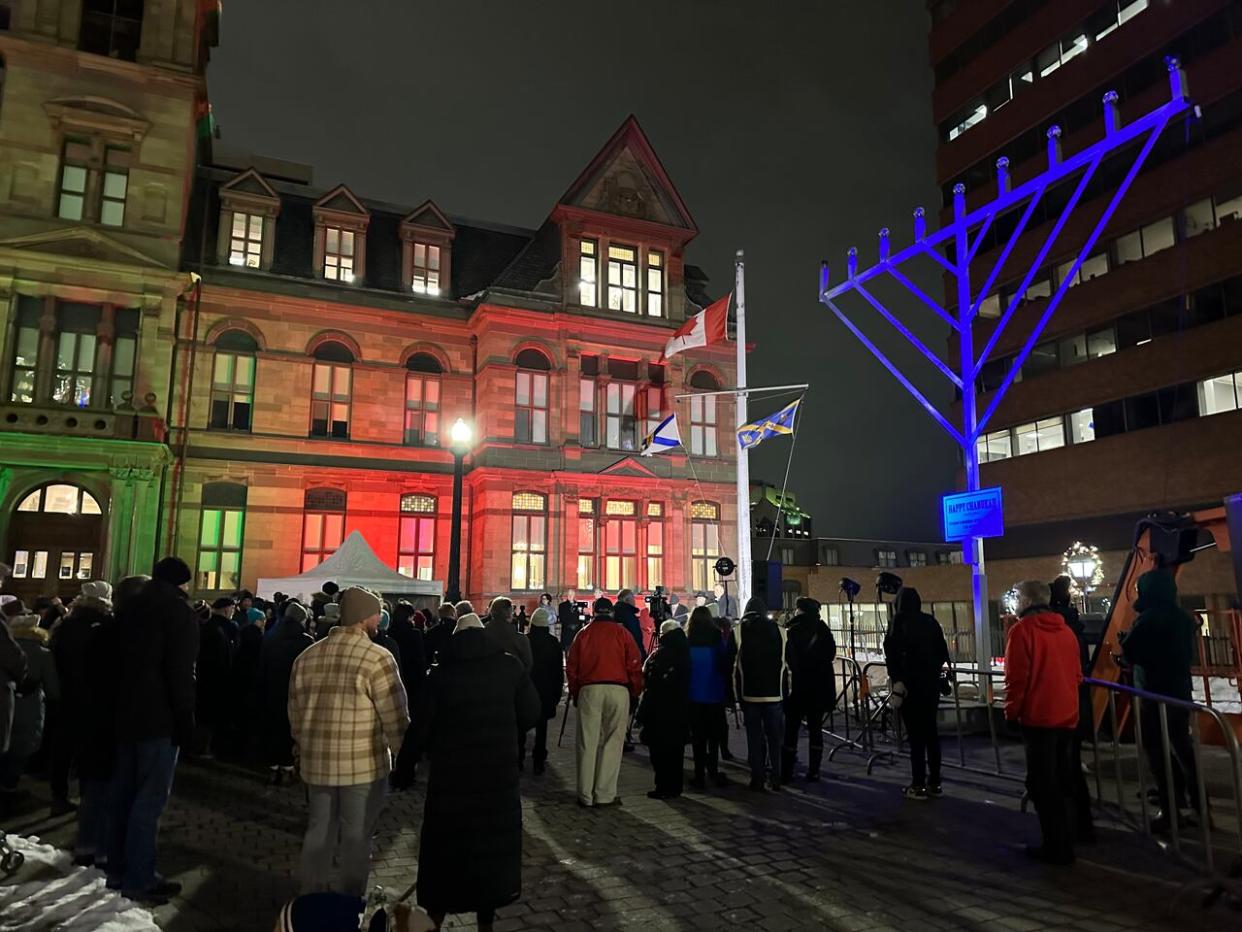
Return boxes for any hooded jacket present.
[883,588,950,700]
[484,615,534,672]
[734,598,787,703]
[785,606,837,708]
[1122,571,1195,700]
[1004,604,1082,729]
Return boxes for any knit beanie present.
[80,579,112,602]
[339,587,382,626]
[153,556,192,586]
[454,612,484,634]
[530,606,553,628]
[284,602,309,626]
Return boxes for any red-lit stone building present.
[170,118,738,606]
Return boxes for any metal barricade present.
[1084,676,1242,907]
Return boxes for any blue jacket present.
[688,640,728,704]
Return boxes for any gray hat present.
[530,607,554,628]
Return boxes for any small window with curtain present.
[323,228,356,282]
[411,243,442,295]
[646,251,664,317]
[302,488,346,571]
[229,213,264,267]
[398,493,436,580]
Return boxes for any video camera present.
[645,585,671,623]
[574,600,590,624]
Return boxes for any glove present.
[889,681,907,710]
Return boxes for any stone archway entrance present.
[5,483,106,604]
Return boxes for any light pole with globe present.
[1062,542,1104,613]
[446,417,473,604]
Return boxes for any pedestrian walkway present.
[3,711,1237,931]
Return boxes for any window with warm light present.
[17,484,102,515]
[229,213,264,267]
[646,250,664,317]
[197,483,246,592]
[579,240,598,307]
[53,322,97,408]
[9,299,39,404]
[607,245,638,313]
[404,353,442,446]
[323,227,355,282]
[606,381,637,451]
[398,493,436,580]
[576,498,596,591]
[514,349,550,444]
[310,342,354,439]
[302,488,346,571]
[579,354,598,447]
[647,502,664,587]
[411,243,441,295]
[510,492,547,590]
[690,501,721,593]
[688,371,720,456]
[209,330,257,431]
[603,502,638,591]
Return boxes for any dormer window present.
[646,250,664,318]
[607,245,638,313]
[579,240,598,307]
[400,200,454,299]
[411,243,441,295]
[217,169,280,272]
[323,227,355,282]
[574,237,668,317]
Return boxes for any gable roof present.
[556,115,698,234]
[219,167,279,200]
[402,199,454,235]
[314,184,369,217]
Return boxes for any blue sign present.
[942,487,1004,542]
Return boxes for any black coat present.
[196,613,233,729]
[784,611,837,709]
[423,621,452,670]
[80,614,121,779]
[414,628,540,915]
[615,601,646,659]
[114,579,199,746]
[558,600,579,651]
[388,616,427,700]
[528,627,564,720]
[258,615,313,766]
[50,601,110,728]
[636,627,690,746]
[883,588,950,701]
[374,632,403,669]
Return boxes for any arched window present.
[210,330,257,431]
[311,341,354,439]
[11,483,104,585]
[17,484,102,515]
[510,491,546,591]
[514,349,551,444]
[404,353,442,446]
[302,487,346,570]
[398,493,436,580]
[688,370,720,456]
[197,482,246,592]
[690,500,722,593]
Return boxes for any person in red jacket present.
[1004,579,1084,866]
[565,597,643,808]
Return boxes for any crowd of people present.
[0,557,1206,929]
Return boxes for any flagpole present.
[734,250,752,610]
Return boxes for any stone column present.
[36,296,57,404]
[93,304,115,409]
[106,467,137,580]
[0,467,13,561]
[129,467,161,574]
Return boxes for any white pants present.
[575,684,630,805]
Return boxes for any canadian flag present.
[662,294,730,360]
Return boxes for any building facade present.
[169,118,737,606]
[0,1,214,604]
[929,0,1242,618]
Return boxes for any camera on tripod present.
[645,585,670,623]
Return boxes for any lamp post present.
[1062,541,1103,613]
[446,417,473,604]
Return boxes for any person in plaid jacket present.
[289,587,409,897]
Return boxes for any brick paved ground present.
[4,713,1239,932]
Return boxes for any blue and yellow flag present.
[737,398,801,451]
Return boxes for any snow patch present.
[0,835,159,932]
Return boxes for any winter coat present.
[636,626,690,746]
[883,588,950,701]
[197,613,234,729]
[48,599,110,760]
[5,621,59,759]
[230,622,264,710]
[565,616,644,700]
[258,614,314,766]
[387,616,427,701]
[558,600,580,651]
[615,601,647,659]
[1122,570,1196,701]
[0,618,27,755]
[424,620,452,670]
[484,616,533,672]
[734,604,787,703]
[1051,597,1091,675]
[80,613,121,779]
[114,579,199,746]
[687,623,729,705]
[785,609,838,709]
[528,626,564,720]
[414,628,540,915]
[373,632,403,669]
[1004,606,1082,729]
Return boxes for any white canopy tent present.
[256,530,443,606]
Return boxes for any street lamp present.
[1062,541,1104,612]
[446,417,473,604]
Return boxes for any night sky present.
[210,0,958,541]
